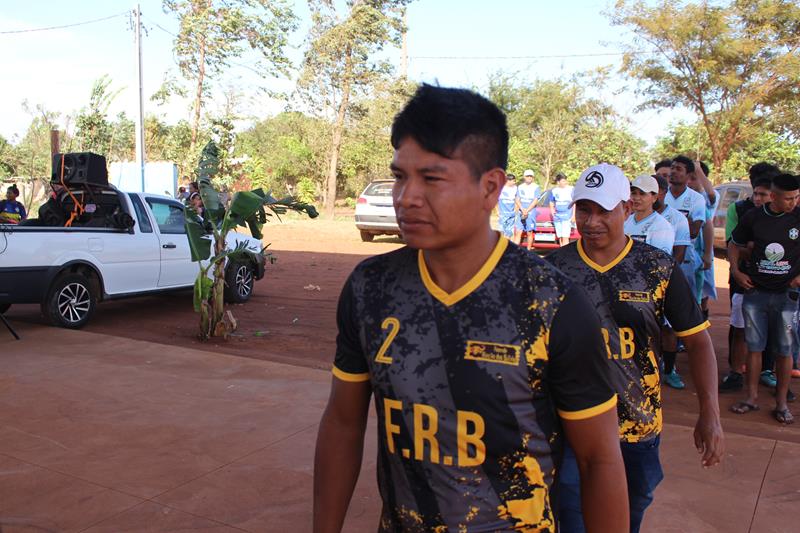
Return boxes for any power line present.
[410,52,637,60]
[0,11,128,35]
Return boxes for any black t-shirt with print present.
[334,237,615,532]
[731,204,800,292]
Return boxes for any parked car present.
[355,179,401,242]
[521,189,580,251]
[711,181,752,252]
[0,189,265,328]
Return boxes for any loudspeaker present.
[51,152,108,186]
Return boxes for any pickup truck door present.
[145,197,198,288]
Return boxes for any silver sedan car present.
[355,179,401,242]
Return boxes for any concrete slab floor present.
[1,323,797,532]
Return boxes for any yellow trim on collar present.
[674,320,711,338]
[558,394,618,421]
[418,236,508,307]
[577,237,633,273]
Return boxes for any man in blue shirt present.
[549,173,574,247]
[0,185,27,225]
[497,173,518,237]
[515,169,540,250]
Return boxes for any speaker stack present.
[51,152,109,186]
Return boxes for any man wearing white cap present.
[546,163,723,533]
[515,169,540,250]
[624,175,675,255]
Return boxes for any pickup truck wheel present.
[0,304,10,314]
[224,261,255,304]
[360,230,375,242]
[44,274,96,329]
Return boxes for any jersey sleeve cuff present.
[558,394,617,421]
[332,365,370,383]
[674,320,711,338]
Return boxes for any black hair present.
[772,173,799,192]
[391,83,509,178]
[654,174,668,191]
[748,162,781,188]
[672,155,695,173]
[654,159,672,172]
[7,184,19,195]
[506,173,516,180]
[752,176,772,190]
[699,161,709,177]
[555,172,567,182]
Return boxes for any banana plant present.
[184,141,318,340]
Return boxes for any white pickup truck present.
[0,189,265,328]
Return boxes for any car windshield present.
[363,181,394,197]
[534,189,553,207]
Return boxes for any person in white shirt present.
[654,175,691,264]
[549,173,574,247]
[624,175,675,255]
[515,168,541,250]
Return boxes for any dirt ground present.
[6,218,799,442]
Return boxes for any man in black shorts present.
[313,85,628,532]
[546,164,724,533]
[730,174,800,424]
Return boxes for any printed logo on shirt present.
[585,171,604,188]
[464,341,521,366]
[630,234,646,243]
[618,290,651,303]
[765,243,785,262]
[789,228,799,240]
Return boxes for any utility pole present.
[133,4,146,192]
[400,9,408,79]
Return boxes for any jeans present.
[558,436,663,533]
[742,289,799,355]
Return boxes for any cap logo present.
[585,171,604,188]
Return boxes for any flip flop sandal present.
[730,401,760,414]
[773,409,795,425]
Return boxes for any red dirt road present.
[6,220,798,442]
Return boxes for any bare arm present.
[702,221,714,269]
[313,378,372,533]
[727,240,753,290]
[694,162,716,204]
[672,244,687,264]
[680,330,724,467]
[688,219,703,239]
[563,407,629,533]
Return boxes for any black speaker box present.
[51,152,109,186]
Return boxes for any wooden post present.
[50,129,60,160]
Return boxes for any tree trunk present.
[191,35,207,153]
[323,56,352,219]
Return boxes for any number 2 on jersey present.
[375,317,400,364]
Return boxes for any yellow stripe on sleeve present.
[558,394,617,421]
[332,366,370,383]
[674,320,711,338]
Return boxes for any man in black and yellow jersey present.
[547,163,724,533]
[313,85,629,533]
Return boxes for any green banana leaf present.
[193,274,213,312]
[196,142,225,225]
[184,207,212,261]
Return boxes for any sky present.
[0,0,696,148]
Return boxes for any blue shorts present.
[680,261,700,305]
[742,289,799,355]
[558,436,663,533]
[498,213,516,237]
[702,266,717,300]
[553,218,571,238]
[517,213,536,232]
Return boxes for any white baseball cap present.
[523,169,535,177]
[630,174,659,195]
[570,163,631,210]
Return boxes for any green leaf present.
[193,274,213,313]
[184,208,212,261]
[197,141,226,224]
